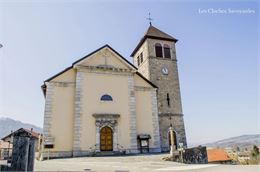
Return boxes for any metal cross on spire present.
[146,12,153,26]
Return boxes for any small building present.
[207,149,232,164]
[1,128,41,153]
[0,140,12,160]
[237,152,250,164]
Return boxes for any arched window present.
[100,94,113,101]
[155,43,163,57]
[164,44,171,59]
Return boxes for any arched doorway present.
[168,130,177,150]
[100,126,113,151]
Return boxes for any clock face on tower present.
[161,67,169,75]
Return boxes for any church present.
[41,24,187,158]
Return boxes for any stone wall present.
[159,115,187,151]
[148,58,182,114]
[135,38,187,151]
[150,90,161,152]
[149,56,187,150]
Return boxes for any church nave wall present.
[78,71,133,151]
[44,82,75,152]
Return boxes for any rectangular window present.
[137,56,140,66]
[167,93,170,107]
[164,47,171,59]
[44,144,54,149]
[155,46,163,57]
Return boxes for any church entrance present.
[100,126,113,151]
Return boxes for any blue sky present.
[0,0,259,145]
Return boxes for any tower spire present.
[146,12,153,26]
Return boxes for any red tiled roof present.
[23,128,40,139]
[207,149,231,162]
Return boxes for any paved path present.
[156,164,259,172]
[35,154,260,172]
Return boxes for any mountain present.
[0,117,42,138]
[204,134,260,149]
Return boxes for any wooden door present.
[100,126,113,151]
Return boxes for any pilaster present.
[127,75,138,152]
[113,125,118,151]
[43,83,54,138]
[95,125,100,152]
[73,70,83,156]
[150,89,161,152]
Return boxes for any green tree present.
[251,145,259,158]
[250,145,260,164]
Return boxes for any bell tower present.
[131,25,187,151]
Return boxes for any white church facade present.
[41,25,187,158]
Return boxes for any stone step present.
[94,151,125,156]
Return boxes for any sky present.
[0,0,259,145]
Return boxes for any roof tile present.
[207,149,231,162]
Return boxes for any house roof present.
[207,149,232,162]
[131,25,178,57]
[1,128,40,141]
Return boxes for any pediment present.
[73,45,136,70]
